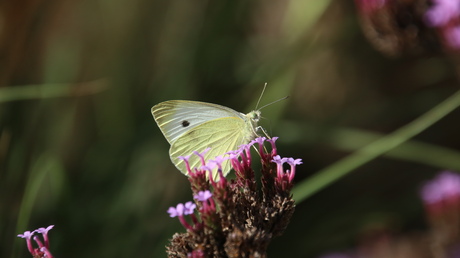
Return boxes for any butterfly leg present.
[256,126,271,139]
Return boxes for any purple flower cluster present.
[17,225,54,258]
[166,136,301,257]
[421,171,460,204]
[424,0,460,49]
[420,171,460,220]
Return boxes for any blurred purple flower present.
[424,0,460,27]
[420,171,460,204]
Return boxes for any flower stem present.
[293,89,460,203]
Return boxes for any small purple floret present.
[184,201,196,215]
[210,155,227,168]
[168,203,185,217]
[253,137,266,146]
[17,231,33,239]
[194,190,213,202]
[286,158,302,166]
[272,155,286,165]
[34,225,54,235]
[193,148,211,166]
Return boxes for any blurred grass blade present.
[15,152,65,234]
[0,79,107,103]
[292,89,460,203]
[278,121,460,170]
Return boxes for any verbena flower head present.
[166,137,301,257]
[17,225,55,258]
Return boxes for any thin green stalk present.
[292,90,460,203]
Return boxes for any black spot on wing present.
[182,120,190,127]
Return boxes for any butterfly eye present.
[251,111,261,122]
[182,120,190,127]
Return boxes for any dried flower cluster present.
[17,225,54,258]
[354,0,460,56]
[354,0,434,57]
[166,137,302,257]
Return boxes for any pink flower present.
[421,171,460,204]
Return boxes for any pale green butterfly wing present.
[151,100,260,179]
[170,117,250,180]
[152,100,248,144]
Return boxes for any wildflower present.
[286,157,303,182]
[166,137,301,257]
[424,0,460,27]
[237,142,253,170]
[252,136,267,158]
[17,231,34,255]
[184,201,196,215]
[193,148,211,166]
[193,190,212,202]
[424,0,460,50]
[168,202,200,232]
[267,136,279,157]
[17,225,54,258]
[420,171,460,254]
[178,155,192,175]
[421,171,460,204]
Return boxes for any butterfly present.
[151,100,262,180]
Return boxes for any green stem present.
[292,90,460,203]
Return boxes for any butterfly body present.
[151,100,261,179]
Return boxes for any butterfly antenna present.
[258,96,289,111]
[255,82,268,110]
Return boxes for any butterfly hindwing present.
[169,116,249,179]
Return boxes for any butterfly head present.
[248,110,261,123]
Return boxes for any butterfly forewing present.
[151,100,246,144]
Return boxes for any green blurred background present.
[2,0,460,257]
